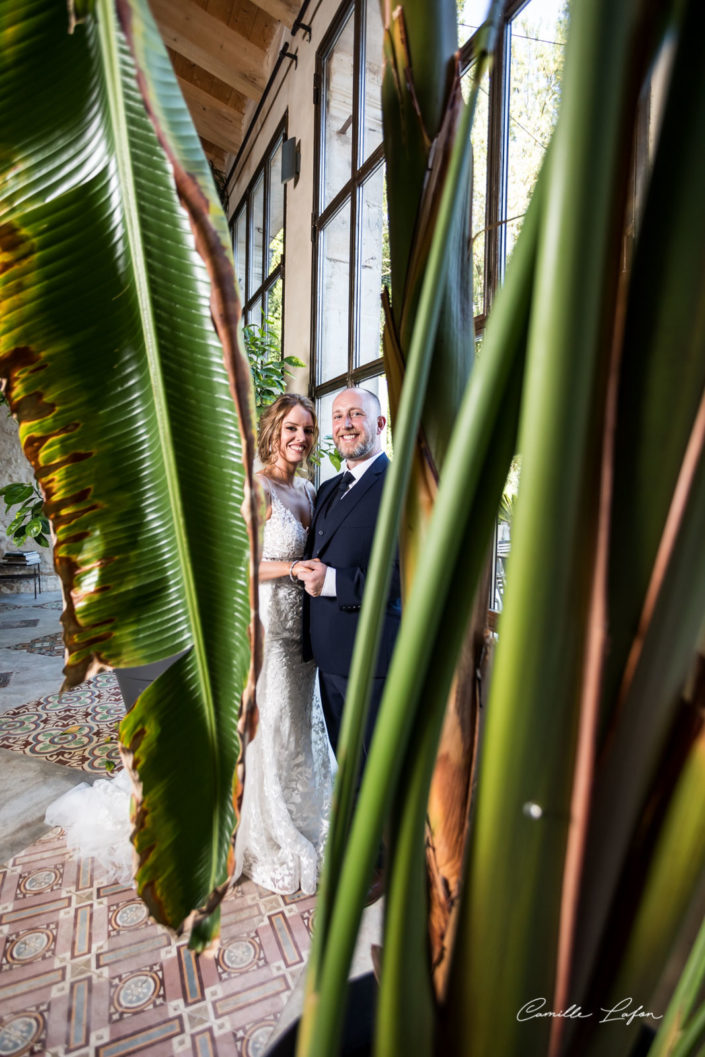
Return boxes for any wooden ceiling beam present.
[149,0,267,101]
[249,0,299,28]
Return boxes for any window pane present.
[462,63,489,317]
[322,10,355,209]
[319,199,351,383]
[503,0,568,269]
[357,164,385,367]
[458,0,491,48]
[250,174,265,294]
[268,141,284,275]
[233,208,246,301]
[265,278,283,352]
[316,387,345,484]
[247,300,262,330]
[360,373,392,457]
[361,0,384,163]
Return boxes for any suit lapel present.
[317,454,388,543]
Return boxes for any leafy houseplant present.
[0,482,51,549]
[244,316,305,415]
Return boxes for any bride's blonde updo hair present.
[258,393,318,469]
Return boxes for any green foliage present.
[299,0,705,1055]
[0,483,51,548]
[243,316,304,412]
[308,437,343,472]
[0,0,256,948]
[498,456,521,523]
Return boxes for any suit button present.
[318,529,323,535]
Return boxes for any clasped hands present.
[293,558,327,596]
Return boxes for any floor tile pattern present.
[0,832,313,1057]
[7,633,64,657]
[0,674,122,774]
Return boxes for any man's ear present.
[377,416,386,434]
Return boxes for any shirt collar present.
[345,449,384,482]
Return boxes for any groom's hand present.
[298,559,328,597]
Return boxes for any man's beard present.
[337,435,374,461]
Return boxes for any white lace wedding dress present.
[45,484,334,896]
[234,482,335,895]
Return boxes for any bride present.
[47,393,335,897]
[233,393,335,894]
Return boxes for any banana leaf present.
[0,0,258,945]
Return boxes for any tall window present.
[461,0,569,607]
[312,0,389,480]
[232,123,286,350]
[462,0,567,325]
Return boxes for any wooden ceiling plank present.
[149,0,267,99]
[169,48,247,113]
[182,91,244,136]
[189,106,242,154]
[178,77,246,126]
[201,138,227,171]
[188,105,242,145]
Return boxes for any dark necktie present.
[336,470,355,499]
[324,471,354,518]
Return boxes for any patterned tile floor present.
[0,595,334,1056]
[0,830,316,1057]
[7,633,63,657]
[0,673,122,774]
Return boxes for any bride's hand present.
[298,559,327,596]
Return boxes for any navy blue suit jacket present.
[303,453,401,677]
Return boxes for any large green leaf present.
[570,0,705,1004]
[0,0,257,942]
[445,0,662,1051]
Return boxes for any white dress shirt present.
[320,450,385,597]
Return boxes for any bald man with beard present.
[298,387,401,764]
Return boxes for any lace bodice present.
[259,481,313,642]
[261,479,311,561]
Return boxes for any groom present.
[299,387,401,758]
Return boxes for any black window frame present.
[310,0,386,409]
[231,117,288,346]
